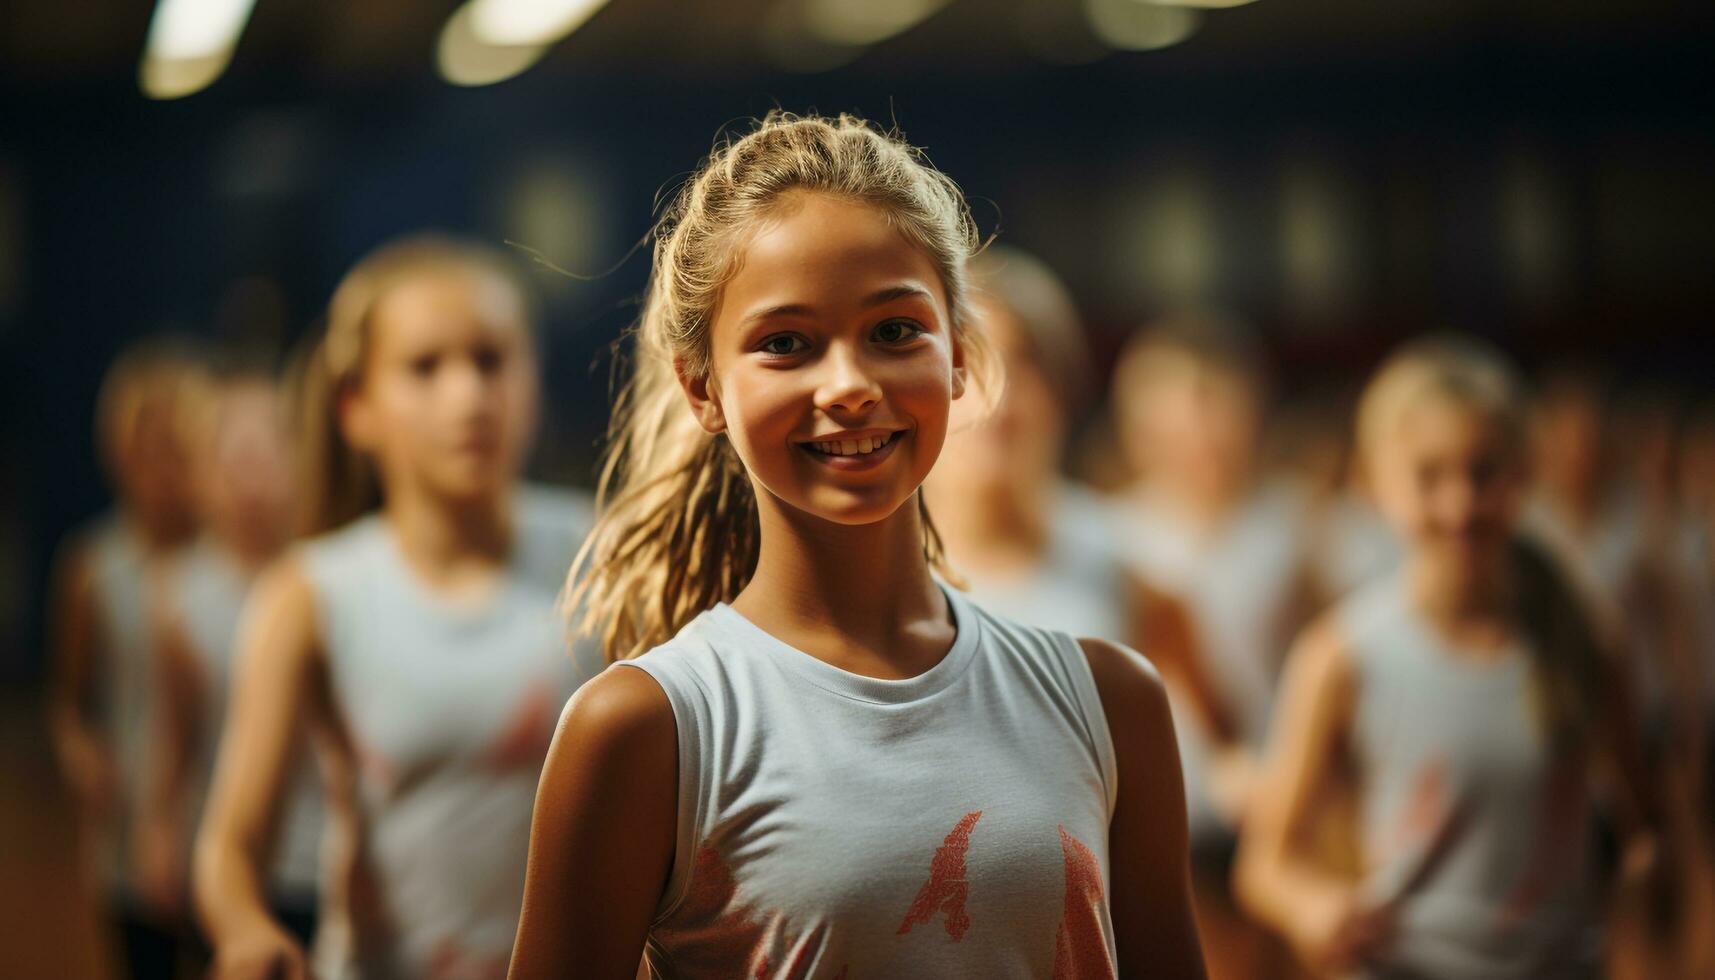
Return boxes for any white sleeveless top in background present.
[1115,480,1312,837]
[1341,574,1602,980]
[620,585,1120,980]
[83,513,171,893]
[298,486,600,979]
[169,538,323,899]
[953,485,1130,644]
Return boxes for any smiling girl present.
[508,114,1205,979]
[1235,336,1666,979]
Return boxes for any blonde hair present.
[967,245,1089,414]
[293,234,531,537]
[569,112,994,662]
[1112,309,1265,407]
[1357,334,1604,746]
[95,335,206,474]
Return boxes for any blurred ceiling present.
[4,0,1712,85]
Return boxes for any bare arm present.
[46,540,117,819]
[193,558,328,978]
[1125,572,1238,745]
[1233,616,1368,971]
[137,598,206,917]
[509,666,678,979]
[1079,636,1207,980]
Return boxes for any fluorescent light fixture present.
[467,0,613,46]
[139,0,259,99]
[801,0,951,46]
[1143,0,1258,7]
[144,0,259,60]
[1084,0,1201,51]
[437,3,552,86]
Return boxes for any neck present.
[736,490,946,659]
[384,481,513,577]
[127,510,194,555]
[221,528,286,574]
[1407,549,1515,625]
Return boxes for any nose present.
[444,357,496,415]
[1436,477,1479,530]
[813,342,881,417]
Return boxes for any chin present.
[793,485,920,528]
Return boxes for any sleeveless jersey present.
[1340,574,1602,979]
[83,513,170,892]
[298,486,601,979]
[619,585,1120,980]
[169,538,323,898]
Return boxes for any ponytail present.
[288,326,379,537]
[1513,535,1608,749]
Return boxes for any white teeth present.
[810,433,895,456]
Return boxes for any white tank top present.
[169,539,323,897]
[1341,574,1602,979]
[298,486,601,979]
[953,485,1130,644]
[1116,480,1312,835]
[84,513,170,890]
[619,585,1120,980]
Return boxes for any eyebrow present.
[740,283,937,327]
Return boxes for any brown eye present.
[873,320,923,344]
[409,354,438,378]
[759,334,807,356]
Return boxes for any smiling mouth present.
[798,429,906,468]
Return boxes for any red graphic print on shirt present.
[897,810,983,941]
[483,682,556,771]
[669,845,839,979]
[1052,825,1115,980]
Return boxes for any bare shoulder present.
[537,664,678,810]
[1078,637,1168,708]
[237,555,327,669]
[1280,609,1356,695]
[1077,636,1175,743]
[554,665,676,752]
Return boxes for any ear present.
[673,358,726,434]
[949,330,968,401]
[337,384,378,452]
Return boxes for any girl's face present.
[199,380,293,555]
[1371,395,1523,574]
[929,297,1062,499]
[116,392,197,538]
[1122,354,1259,498]
[685,192,964,527]
[342,267,538,509]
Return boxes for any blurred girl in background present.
[1237,336,1667,979]
[139,355,323,952]
[923,245,1197,667]
[509,113,1205,978]
[193,236,599,979]
[48,338,203,977]
[1109,315,1320,978]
